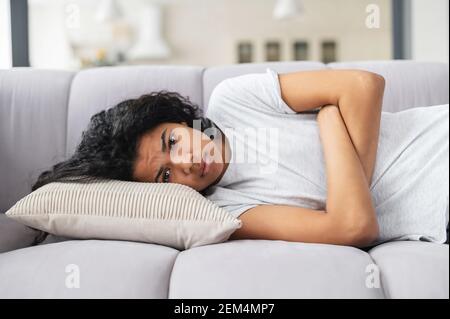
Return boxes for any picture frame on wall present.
[293,41,309,61]
[266,41,281,62]
[237,42,253,63]
[321,40,337,63]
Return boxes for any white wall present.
[411,0,449,63]
[163,0,392,66]
[28,0,75,69]
[27,0,393,69]
[0,0,12,68]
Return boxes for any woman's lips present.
[200,155,211,177]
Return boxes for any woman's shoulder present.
[206,68,290,121]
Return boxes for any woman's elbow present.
[356,71,386,97]
[345,219,380,248]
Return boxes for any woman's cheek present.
[202,139,217,156]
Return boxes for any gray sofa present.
[0,60,448,299]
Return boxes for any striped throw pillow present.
[5,178,242,250]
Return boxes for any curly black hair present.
[31,91,215,192]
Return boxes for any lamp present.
[127,1,171,60]
[273,0,304,20]
[93,0,132,65]
[95,0,123,22]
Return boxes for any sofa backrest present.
[1,61,448,214]
[328,60,449,112]
[66,65,204,157]
[0,69,74,214]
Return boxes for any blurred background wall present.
[410,0,449,63]
[0,0,448,70]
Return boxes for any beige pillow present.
[5,178,242,250]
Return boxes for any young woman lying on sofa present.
[32,68,450,248]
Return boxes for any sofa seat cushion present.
[169,239,385,299]
[0,240,179,298]
[368,241,449,299]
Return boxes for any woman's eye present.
[168,134,177,149]
[162,132,176,183]
[163,169,171,183]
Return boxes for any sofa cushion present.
[5,178,242,250]
[169,239,385,299]
[0,213,47,253]
[368,241,449,299]
[327,61,449,113]
[0,240,179,298]
[0,69,74,215]
[66,65,204,157]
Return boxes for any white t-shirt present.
[204,68,449,244]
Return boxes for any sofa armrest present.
[0,214,47,253]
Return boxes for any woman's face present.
[133,122,226,191]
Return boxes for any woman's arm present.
[230,105,379,247]
[337,74,384,185]
[279,69,385,185]
[317,105,379,237]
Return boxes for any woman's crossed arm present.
[278,69,385,185]
[229,105,379,248]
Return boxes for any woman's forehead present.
[133,123,190,181]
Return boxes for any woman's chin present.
[197,182,211,192]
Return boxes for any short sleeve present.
[265,68,298,114]
[203,186,261,219]
[267,68,322,115]
[207,68,298,116]
[221,203,259,219]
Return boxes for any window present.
[321,41,337,63]
[266,41,281,61]
[293,41,308,61]
[237,42,253,63]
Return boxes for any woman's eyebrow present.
[153,128,168,182]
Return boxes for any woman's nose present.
[170,151,193,174]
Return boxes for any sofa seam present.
[200,67,207,112]
[167,249,183,299]
[64,72,77,159]
[365,249,390,299]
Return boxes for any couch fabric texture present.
[0,60,449,298]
